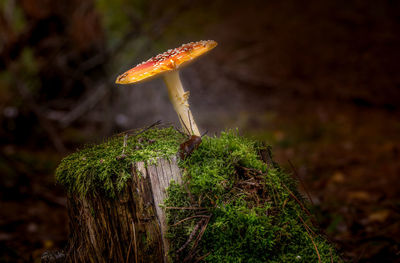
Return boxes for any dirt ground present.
[1,0,399,262]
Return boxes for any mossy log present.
[65,157,181,262]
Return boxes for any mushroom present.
[115,40,217,136]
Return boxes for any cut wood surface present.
[65,156,181,262]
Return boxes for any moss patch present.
[55,127,341,262]
[165,130,342,262]
[56,126,185,198]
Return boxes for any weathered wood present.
[65,156,181,262]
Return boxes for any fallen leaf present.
[330,171,345,184]
[348,191,370,201]
[368,210,391,223]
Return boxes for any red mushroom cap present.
[115,40,217,84]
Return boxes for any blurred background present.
[1,0,399,262]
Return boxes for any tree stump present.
[66,157,182,262]
[53,127,343,262]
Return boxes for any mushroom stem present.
[163,70,200,136]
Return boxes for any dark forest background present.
[1,0,399,262]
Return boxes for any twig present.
[186,216,211,259]
[194,252,211,263]
[297,213,317,237]
[288,160,314,205]
[179,113,191,136]
[165,206,206,210]
[305,225,321,263]
[281,182,313,219]
[171,215,210,227]
[177,218,205,254]
[298,215,321,263]
[181,216,211,263]
[134,120,162,137]
[116,120,162,137]
[174,126,187,137]
[59,83,108,127]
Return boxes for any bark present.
[65,156,182,262]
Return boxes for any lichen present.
[165,130,342,263]
[55,126,185,198]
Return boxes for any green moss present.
[56,127,341,262]
[165,130,342,263]
[55,126,185,198]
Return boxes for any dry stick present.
[174,126,187,137]
[176,218,205,254]
[165,206,206,210]
[172,215,210,227]
[304,225,321,263]
[179,114,191,136]
[133,120,162,137]
[189,216,211,254]
[194,252,211,263]
[183,216,211,263]
[288,160,314,205]
[60,83,108,127]
[298,215,321,263]
[116,120,162,137]
[330,247,333,263]
[297,213,317,237]
[281,181,320,229]
[187,110,194,135]
[280,182,313,219]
